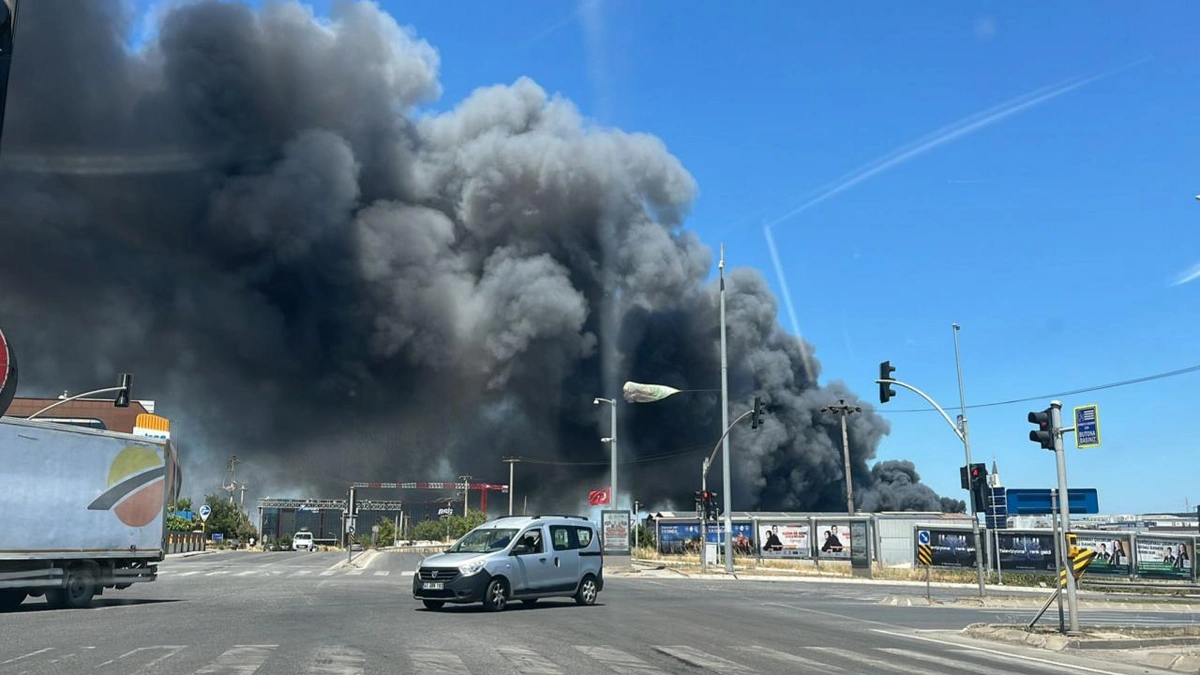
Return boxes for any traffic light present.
[706,492,721,520]
[1028,408,1054,449]
[751,396,764,429]
[114,373,132,408]
[878,361,896,404]
[967,463,988,512]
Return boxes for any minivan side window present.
[574,526,593,548]
[550,525,571,551]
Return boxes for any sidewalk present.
[965,624,1200,673]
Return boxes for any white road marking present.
[308,646,366,674]
[496,646,561,674]
[811,647,908,672]
[730,645,845,672]
[0,648,53,666]
[192,644,277,674]
[407,649,470,675]
[573,646,669,675]
[871,629,1131,675]
[652,646,754,674]
[373,571,390,576]
[879,647,995,674]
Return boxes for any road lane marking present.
[345,569,364,576]
[309,646,365,674]
[496,646,561,674]
[374,571,390,576]
[811,647,908,673]
[319,571,336,576]
[407,649,469,675]
[652,646,754,674]
[97,646,186,669]
[879,648,994,674]
[729,645,845,672]
[871,629,1129,675]
[0,648,53,666]
[294,570,313,576]
[573,646,669,675]
[178,571,204,576]
[193,645,277,674]
[235,570,257,576]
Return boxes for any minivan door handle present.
[538,557,547,563]
[554,558,560,568]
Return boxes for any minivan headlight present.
[459,560,486,577]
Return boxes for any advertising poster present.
[996,532,1056,572]
[918,528,980,568]
[815,522,851,559]
[601,510,630,555]
[759,522,811,558]
[1073,533,1132,576]
[656,521,754,555]
[1135,537,1194,580]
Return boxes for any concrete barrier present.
[166,532,206,554]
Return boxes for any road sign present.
[1005,488,1099,515]
[348,525,356,535]
[1074,405,1101,449]
[1059,547,1098,587]
[198,505,211,522]
[917,543,933,566]
[212,533,223,542]
[917,530,930,546]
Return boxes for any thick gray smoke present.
[0,0,952,514]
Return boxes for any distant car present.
[412,515,603,612]
[292,531,315,552]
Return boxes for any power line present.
[513,442,714,467]
[883,363,1200,414]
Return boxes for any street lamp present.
[593,397,617,507]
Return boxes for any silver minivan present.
[412,515,604,611]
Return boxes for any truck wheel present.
[49,567,96,609]
[0,590,26,611]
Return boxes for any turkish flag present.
[587,488,611,506]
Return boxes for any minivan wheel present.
[574,575,598,606]
[483,578,509,612]
[422,600,445,610]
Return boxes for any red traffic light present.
[971,467,981,478]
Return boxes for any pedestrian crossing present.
[158,568,405,579]
[0,641,1116,674]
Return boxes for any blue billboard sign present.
[1005,488,1098,515]
[657,521,754,555]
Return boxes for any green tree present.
[374,517,397,547]
[411,518,447,542]
[202,494,258,542]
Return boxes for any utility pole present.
[718,243,733,573]
[0,0,21,152]
[224,456,241,504]
[1049,401,1081,633]
[458,475,472,518]
[503,457,520,515]
[952,324,988,597]
[820,400,861,514]
[633,499,641,552]
[593,397,618,509]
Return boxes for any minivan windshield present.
[294,533,312,540]
[448,528,518,553]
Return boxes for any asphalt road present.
[0,549,1191,674]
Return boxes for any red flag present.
[587,488,611,506]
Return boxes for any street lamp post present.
[718,244,733,573]
[502,457,520,515]
[593,397,617,507]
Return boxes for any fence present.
[166,531,206,554]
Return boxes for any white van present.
[412,515,603,611]
[292,531,315,551]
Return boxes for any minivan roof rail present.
[530,514,589,521]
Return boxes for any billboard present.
[1073,533,1132,576]
[815,522,851,559]
[657,521,754,555]
[916,528,980,568]
[758,522,811,558]
[1135,536,1194,580]
[601,510,631,555]
[996,532,1056,572]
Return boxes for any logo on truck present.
[87,445,166,527]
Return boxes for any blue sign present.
[198,504,212,521]
[1074,405,1101,449]
[212,533,224,541]
[1005,488,1099,515]
[917,530,930,545]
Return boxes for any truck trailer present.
[0,416,182,610]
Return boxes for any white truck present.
[0,416,182,610]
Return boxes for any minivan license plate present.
[423,582,444,590]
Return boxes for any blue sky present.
[133,0,1199,514]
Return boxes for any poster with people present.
[1073,533,1132,576]
[758,523,811,558]
[657,521,754,556]
[816,522,850,559]
[1135,537,1194,580]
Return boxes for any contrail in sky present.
[763,58,1149,382]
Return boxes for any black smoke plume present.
[0,0,953,514]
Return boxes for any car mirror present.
[511,544,530,556]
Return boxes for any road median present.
[964,623,1200,672]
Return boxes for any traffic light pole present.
[951,325,988,598]
[876,376,986,596]
[700,408,756,574]
[1050,401,1081,634]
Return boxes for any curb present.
[164,549,218,560]
[964,623,1200,653]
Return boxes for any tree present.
[202,494,258,541]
